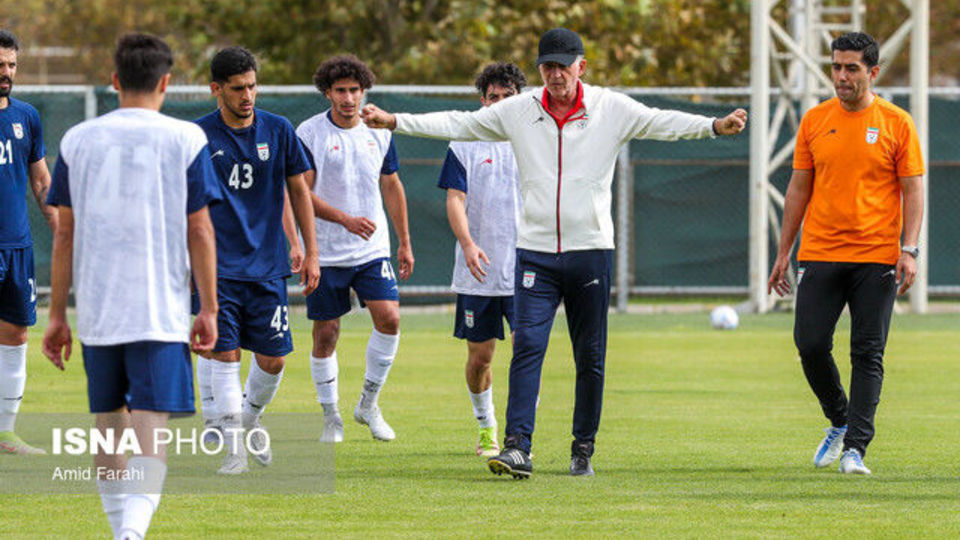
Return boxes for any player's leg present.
[839,263,897,474]
[793,261,851,467]
[117,341,193,540]
[352,258,401,441]
[561,250,613,477]
[0,246,43,454]
[455,294,503,456]
[191,292,218,442]
[306,266,352,443]
[489,250,561,479]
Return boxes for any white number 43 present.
[270,305,289,332]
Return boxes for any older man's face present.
[538,59,584,101]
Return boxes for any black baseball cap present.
[536,28,584,66]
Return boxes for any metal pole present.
[749,0,771,313]
[84,85,97,120]
[616,144,631,313]
[909,0,929,313]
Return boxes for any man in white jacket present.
[362,27,747,479]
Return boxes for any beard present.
[0,76,11,98]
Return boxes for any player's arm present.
[304,168,376,239]
[768,168,814,296]
[282,189,303,273]
[381,171,414,280]
[42,206,73,370]
[286,172,320,295]
[188,207,218,353]
[29,158,58,232]
[895,174,923,295]
[446,188,488,282]
[362,102,509,142]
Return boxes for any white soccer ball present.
[710,305,739,330]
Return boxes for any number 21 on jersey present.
[228,162,254,190]
[0,140,13,165]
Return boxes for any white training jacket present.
[396,82,716,253]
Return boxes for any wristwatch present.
[902,245,919,259]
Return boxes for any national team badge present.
[257,142,270,161]
[522,271,536,288]
[11,123,23,139]
[865,127,879,144]
[465,309,475,328]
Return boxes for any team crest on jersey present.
[257,142,270,161]
[522,271,536,288]
[865,127,879,144]
[465,309,475,328]
[11,123,23,139]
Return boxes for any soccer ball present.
[710,305,739,330]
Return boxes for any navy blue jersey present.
[0,98,46,248]
[195,108,310,281]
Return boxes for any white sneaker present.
[354,402,395,441]
[217,451,249,475]
[202,418,222,446]
[246,418,272,467]
[319,414,344,443]
[838,449,871,475]
[217,415,248,475]
[813,425,847,468]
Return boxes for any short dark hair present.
[0,30,19,51]
[475,62,527,97]
[831,32,879,68]
[313,55,375,92]
[211,46,257,83]
[114,33,173,93]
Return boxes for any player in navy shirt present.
[194,47,319,474]
[0,30,57,455]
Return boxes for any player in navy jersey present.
[194,47,319,474]
[0,30,57,455]
[297,55,413,443]
[437,63,525,457]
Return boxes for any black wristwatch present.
[902,245,919,259]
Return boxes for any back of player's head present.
[831,32,879,68]
[0,30,19,52]
[114,33,173,93]
[211,46,257,83]
[475,63,527,97]
[313,55,375,92]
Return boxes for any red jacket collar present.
[541,81,585,128]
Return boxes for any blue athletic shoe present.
[838,448,871,475]
[813,425,847,468]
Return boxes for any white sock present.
[0,343,27,432]
[242,358,283,429]
[97,478,125,537]
[196,356,217,422]
[470,387,496,428]
[210,360,242,419]
[360,330,398,408]
[119,457,166,540]
[310,353,339,408]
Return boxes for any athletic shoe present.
[217,415,248,475]
[217,451,249,475]
[354,402,395,441]
[487,447,532,479]
[0,431,46,455]
[319,414,344,443]
[201,419,222,446]
[246,418,272,467]
[476,426,500,457]
[570,439,594,477]
[813,425,847,468]
[838,449,871,475]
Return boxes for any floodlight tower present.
[748,0,930,313]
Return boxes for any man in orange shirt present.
[768,32,924,475]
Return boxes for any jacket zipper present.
[556,129,563,253]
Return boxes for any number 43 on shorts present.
[381,261,396,280]
[270,305,289,332]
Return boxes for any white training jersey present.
[438,141,520,296]
[48,108,219,346]
[296,111,398,267]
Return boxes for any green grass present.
[4,309,960,538]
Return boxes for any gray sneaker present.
[246,418,272,467]
[319,414,344,443]
[217,414,248,475]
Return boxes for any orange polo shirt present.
[793,96,924,264]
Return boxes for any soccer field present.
[4,309,960,538]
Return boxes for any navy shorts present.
[454,294,515,342]
[193,277,293,356]
[306,258,399,321]
[82,341,194,414]
[0,246,36,326]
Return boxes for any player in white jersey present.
[437,63,525,457]
[296,55,413,443]
[0,30,57,455]
[43,34,220,540]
